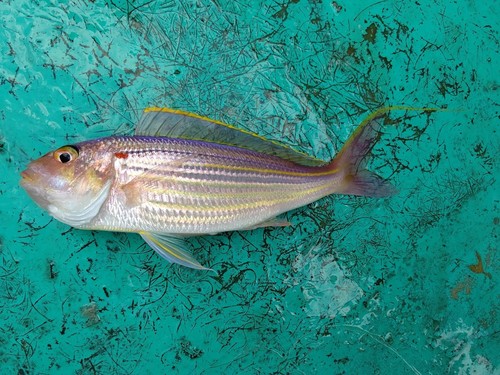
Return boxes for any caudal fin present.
[332,109,397,198]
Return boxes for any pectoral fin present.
[119,156,193,209]
[121,179,145,208]
[140,231,212,271]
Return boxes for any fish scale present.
[89,136,335,234]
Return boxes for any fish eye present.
[54,145,79,164]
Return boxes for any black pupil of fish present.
[59,152,71,163]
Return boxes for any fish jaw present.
[20,165,54,213]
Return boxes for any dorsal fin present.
[135,107,326,166]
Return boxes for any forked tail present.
[331,106,437,197]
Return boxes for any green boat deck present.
[0,1,497,373]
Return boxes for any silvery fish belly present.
[20,108,395,270]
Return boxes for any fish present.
[20,107,396,270]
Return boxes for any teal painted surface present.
[0,0,498,374]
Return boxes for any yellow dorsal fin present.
[135,107,326,166]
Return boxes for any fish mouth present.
[20,169,34,184]
[19,168,51,209]
[20,169,41,190]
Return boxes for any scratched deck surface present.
[0,1,498,374]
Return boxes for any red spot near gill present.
[114,152,128,159]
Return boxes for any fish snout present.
[20,168,37,185]
[21,169,31,180]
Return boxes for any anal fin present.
[241,217,291,230]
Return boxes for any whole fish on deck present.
[20,107,395,270]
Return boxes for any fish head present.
[20,140,114,227]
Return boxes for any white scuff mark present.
[24,106,40,120]
[36,102,49,116]
[127,275,136,288]
[287,246,423,375]
[47,121,60,129]
[341,324,422,375]
[359,311,376,326]
[290,249,364,319]
[55,88,69,101]
[435,320,496,374]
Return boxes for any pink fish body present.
[20,108,394,270]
